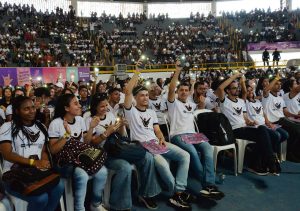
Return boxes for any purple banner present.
[30,68,43,82]
[247,41,300,51]
[78,67,90,82]
[0,68,18,86]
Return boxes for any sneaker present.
[268,158,281,176]
[138,196,158,210]
[200,185,225,200]
[246,166,269,176]
[180,191,197,203]
[90,204,107,211]
[168,193,191,210]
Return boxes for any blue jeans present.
[265,126,289,154]
[105,157,132,210]
[154,142,190,194]
[135,152,162,197]
[5,179,64,211]
[172,134,215,187]
[73,167,108,211]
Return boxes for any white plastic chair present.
[63,178,74,211]
[194,115,237,176]
[235,139,255,174]
[280,140,287,162]
[212,144,238,176]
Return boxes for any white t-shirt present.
[283,92,300,115]
[0,122,46,172]
[220,97,246,129]
[0,108,5,120]
[85,112,116,147]
[107,103,120,117]
[246,99,265,125]
[124,106,158,142]
[5,105,12,116]
[167,98,197,137]
[262,92,285,123]
[48,116,87,142]
[149,97,165,125]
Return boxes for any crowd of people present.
[0,59,300,210]
[1,2,300,68]
[223,8,297,43]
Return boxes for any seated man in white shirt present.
[148,83,169,140]
[124,62,193,210]
[168,61,224,200]
[107,87,123,117]
[189,81,218,112]
[262,76,300,162]
[215,73,280,175]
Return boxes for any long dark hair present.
[90,93,108,117]
[256,77,268,96]
[53,94,75,119]
[11,96,46,149]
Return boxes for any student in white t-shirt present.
[190,81,218,111]
[282,78,300,117]
[262,76,300,162]
[0,96,64,211]
[148,83,169,139]
[168,61,224,200]
[107,88,123,117]
[242,82,288,162]
[85,93,137,210]
[48,94,108,211]
[216,73,280,175]
[124,62,192,210]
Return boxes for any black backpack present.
[196,112,236,146]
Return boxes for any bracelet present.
[29,159,35,166]
[63,132,71,139]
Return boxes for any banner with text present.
[247,41,300,51]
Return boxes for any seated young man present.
[124,62,193,210]
[168,61,224,200]
[263,76,300,162]
[215,73,280,175]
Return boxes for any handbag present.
[2,121,61,196]
[2,162,60,196]
[56,139,107,175]
[104,133,147,163]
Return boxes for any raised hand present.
[2,74,13,86]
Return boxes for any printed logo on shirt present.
[100,121,113,129]
[297,98,300,105]
[233,107,242,115]
[185,104,192,111]
[153,102,161,110]
[27,130,41,143]
[252,106,262,114]
[72,131,83,141]
[273,103,281,110]
[140,116,151,127]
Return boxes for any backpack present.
[196,112,236,146]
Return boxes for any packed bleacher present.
[2,3,299,68]
[0,1,300,211]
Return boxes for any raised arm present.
[240,75,247,100]
[215,73,242,101]
[263,74,280,97]
[124,62,142,109]
[168,61,182,102]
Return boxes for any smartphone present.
[178,55,186,67]
[137,55,147,69]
